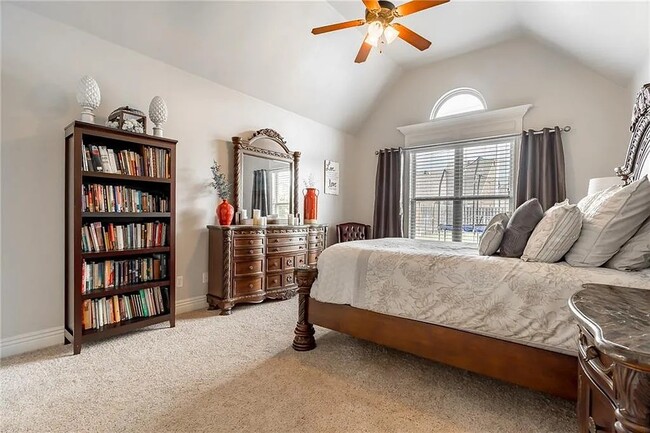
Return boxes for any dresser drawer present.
[234,237,264,248]
[295,253,307,267]
[234,247,264,257]
[233,276,263,296]
[309,241,324,250]
[267,257,282,272]
[267,274,282,289]
[267,244,306,255]
[283,256,296,270]
[308,252,320,264]
[283,272,295,286]
[267,236,306,246]
[234,259,263,276]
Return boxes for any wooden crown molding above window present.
[397,104,532,146]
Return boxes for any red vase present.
[303,188,319,224]
[217,199,234,226]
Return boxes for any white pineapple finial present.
[149,96,168,137]
[76,76,101,123]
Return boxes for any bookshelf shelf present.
[82,280,171,300]
[82,313,172,340]
[82,171,172,184]
[81,246,170,259]
[65,121,177,354]
[81,212,171,219]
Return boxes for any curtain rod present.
[374,126,571,155]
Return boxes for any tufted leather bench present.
[336,222,372,243]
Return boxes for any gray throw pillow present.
[605,218,650,271]
[500,198,544,258]
[566,176,650,267]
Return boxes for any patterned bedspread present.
[311,238,650,354]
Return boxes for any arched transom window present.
[430,88,487,120]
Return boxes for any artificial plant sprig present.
[210,161,232,200]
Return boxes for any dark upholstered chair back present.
[336,222,372,243]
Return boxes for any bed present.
[292,84,650,401]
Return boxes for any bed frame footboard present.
[292,267,318,351]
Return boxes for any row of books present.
[82,287,169,331]
[81,254,168,294]
[82,144,170,178]
[82,222,168,253]
[143,146,172,179]
[82,183,169,213]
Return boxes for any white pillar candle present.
[287,214,294,226]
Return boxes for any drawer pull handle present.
[299,246,304,250]
[273,239,279,243]
[248,283,254,289]
[249,249,254,254]
[248,265,254,270]
[272,248,279,252]
[249,240,254,245]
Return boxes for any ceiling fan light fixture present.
[367,21,383,38]
[384,25,399,44]
[365,33,380,47]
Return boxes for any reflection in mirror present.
[241,154,292,218]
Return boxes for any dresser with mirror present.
[207,129,327,315]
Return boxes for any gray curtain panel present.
[516,127,566,210]
[373,148,404,238]
[252,169,269,216]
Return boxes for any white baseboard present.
[1,295,208,358]
[175,295,208,314]
[1,326,64,358]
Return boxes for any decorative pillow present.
[566,175,650,267]
[479,220,507,256]
[521,200,582,263]
[500,198,544,258]
[605,218,650,271]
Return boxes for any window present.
[430,88,486,120]
[405,137,515,243]
[270,169,291,216]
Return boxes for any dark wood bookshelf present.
[82,280,171,300]
[65,121,177,354]
[81,212,171,219]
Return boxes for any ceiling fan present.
[312,0,449,63]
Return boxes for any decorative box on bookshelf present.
[64,121,177,354]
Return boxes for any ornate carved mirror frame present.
[616,83,650,183]
[232,128,300,216]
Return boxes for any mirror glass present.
[241,154,292,218]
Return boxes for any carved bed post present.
[292,266,318,351]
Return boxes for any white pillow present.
[478,213,509,256]
[566,176,650,267]
[522,200,582,263]
[605,218,650,271]
[479,222,506,256]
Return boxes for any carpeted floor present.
[1,299,576,432]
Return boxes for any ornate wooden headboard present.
[616,83,650,183]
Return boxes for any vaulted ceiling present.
[13,1,650,134]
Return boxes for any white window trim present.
[430,87,487,120]
[398,104,532,147]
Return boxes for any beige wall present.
[345,37,632,225]
[0,5,352,344]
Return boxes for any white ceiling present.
[13,1,650,134]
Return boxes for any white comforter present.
[311,238,650,355]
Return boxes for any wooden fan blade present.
[312,19,366,35]
[363,0,381,10]
[392,23,431,51]
[394,0,449,17]
[355,41,372,63]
